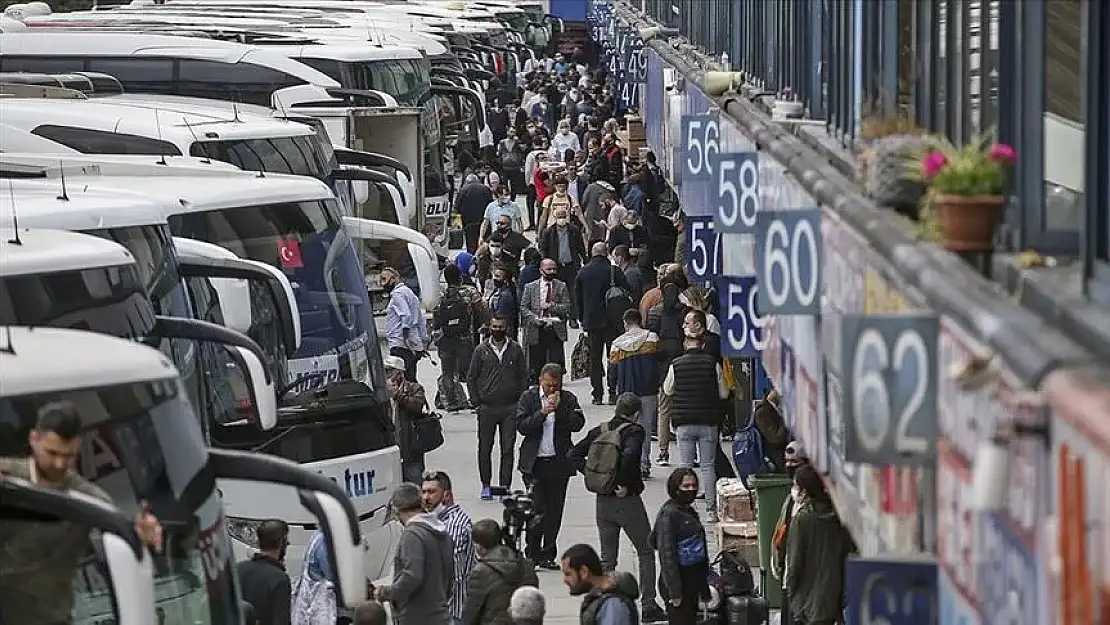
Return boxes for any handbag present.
[570,333,590,380]
[411,400,445,454]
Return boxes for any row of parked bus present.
[0,1,559,623]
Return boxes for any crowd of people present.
[0,38,860,625]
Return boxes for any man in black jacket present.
[574,241,631,405]
[569,394,667,622]
[235,519,292,625]
[468,315,529,499]
[515,363,586,569]
[456,173,495,252]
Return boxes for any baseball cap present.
[785,440,808,462]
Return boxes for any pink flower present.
[922,151,949,178]
[989,143,1017,163]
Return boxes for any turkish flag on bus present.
[277,238,304,269]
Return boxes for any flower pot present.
[932,194,1005,252]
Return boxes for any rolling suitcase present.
[724,595,770,625]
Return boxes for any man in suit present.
[515,363,586,569]
[537,207,586,327]
[574,241,631,405]
[520,258,573,380]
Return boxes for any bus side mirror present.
[207,449,365,608]
[222,345,278,431]
[0,477,156,625]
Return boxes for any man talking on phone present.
[514,363,585,570]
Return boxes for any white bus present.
[0,155,425,578]
[0,321,367,622]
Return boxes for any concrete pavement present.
[413,326,741,624]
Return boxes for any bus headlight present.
[226,516,262,549]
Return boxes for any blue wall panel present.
[549,0,587,22]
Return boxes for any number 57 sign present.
[840,315,939,466]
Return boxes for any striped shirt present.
[438,504,476,621]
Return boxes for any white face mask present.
[489,246,503,256]
[684,328,700,338]
[556,217,569,226]
[791,486,804,505]
[624,223,636,230]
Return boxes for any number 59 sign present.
[840,315,939,466]
[717,275,767,357]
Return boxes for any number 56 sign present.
[840,315,939,466]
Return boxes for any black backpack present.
[715,549,756,597]
[436,289,472,338]
[604,266,633,328]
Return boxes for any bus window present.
[0,56,86,74]
[177,60,304,107]
[86,58,175,95]
[189,136,331,182]
[31,125,182,156]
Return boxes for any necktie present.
[546,281,553,304]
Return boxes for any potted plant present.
[909,134,1017,251]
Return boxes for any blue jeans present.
[637,394,658,473]
[676,424,718,512]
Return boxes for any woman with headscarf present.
[650,468,710,625]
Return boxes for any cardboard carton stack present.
[715,478,759,565]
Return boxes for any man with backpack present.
[574,241,632,405]
[435,265,479,412]
[569,394,667,622]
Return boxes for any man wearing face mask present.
[422,471,475,625]
[385,355,430,483]
[520,259,573,379]
[574,241,631,405]
[382,266,429,382]
[477,233,520,286]
[481,186,525,243]
[538,208,587,332]
[235,520,292,625]
[682,308,722,363]
[456,173,495,252]
[549,119,581,161]
[499,128,527,200]
[661,332,730,523]
[607,211,650,255]
[468,315,528,499]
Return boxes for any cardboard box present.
[717,479,756,523]
[716,522,759,565]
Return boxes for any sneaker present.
[592,397,604,406]
[641,469,651,479]
[480,486,493,501]
[657,453,670,467]
[535,559,560,571]
[641,603,667,623]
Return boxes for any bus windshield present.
[0,378,240,625]
[0,264,156,339]
[166,199,384,400]
[189,135,333,183]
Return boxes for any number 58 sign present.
[840,315,938,466]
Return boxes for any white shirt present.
[489,338,509,361]
[537,390,558,457]
[662,362,730,398]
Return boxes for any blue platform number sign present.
[755,209,822,314]
[840,315,938,466]
[717,275,766,357]
[681,114,720,182]
[712,152,760,234]
[684,215,721,283]
[844,556,938,625]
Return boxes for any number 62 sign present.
[839,314,939,466]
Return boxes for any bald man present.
[456,172,495,252]
[574,241,631,404]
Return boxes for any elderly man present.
[510,587,546,625]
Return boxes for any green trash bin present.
[749,473,793,610]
